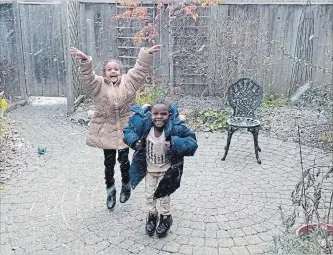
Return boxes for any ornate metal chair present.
[221,78,263,164]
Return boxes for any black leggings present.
[103,148,130,188]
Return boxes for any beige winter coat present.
[79,48,153,150]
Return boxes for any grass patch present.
[261,93,288,108]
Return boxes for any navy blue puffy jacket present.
[123,104,198,199]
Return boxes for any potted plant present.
[287,125,333,254]
[292,164,333,237]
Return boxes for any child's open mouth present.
[110,76,118,83]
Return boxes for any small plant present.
[261,93,288,108]
[290,127,333,229]
[291,164,333,225]
[272,206,333,254]
[319,131,333,149]
[272,164,333,254]
[0,92,8,136]
[136,85,168,106]
[272,125,333,254]
[196,110,230,132]
[0,91,8,136]
[0,92,8,112]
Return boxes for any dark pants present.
[103,148,130,188]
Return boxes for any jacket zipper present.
[111,85,122,147]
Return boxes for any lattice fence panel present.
[170,7,212,95]
[115,3,156,73]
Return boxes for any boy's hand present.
[70,47,88,61]
[147,45,161,55]
[165,141,171,150]
[135,140,143,150]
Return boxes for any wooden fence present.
[0,0,332,109]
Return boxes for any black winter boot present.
[119,182,131,203]
[106,185,116,210]
[156,215,173,238]
[145,212,158,236]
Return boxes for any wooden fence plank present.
[61,0,74,113]
[1,1,332,98]
[0,2,21,96]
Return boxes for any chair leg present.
[248,126,261,164]
[221,126,238,161]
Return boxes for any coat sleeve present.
[170,125,198,157]
[124,48,153,92]
[123,114,142,149]
[79,57,103,97]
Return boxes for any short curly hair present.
[152,99,171,109]
[102,60,124,76]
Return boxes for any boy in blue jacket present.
[123,100,198,237]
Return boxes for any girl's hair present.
[102,59,124,76]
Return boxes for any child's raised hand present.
[70,47,88,61]
[147,45,161,55]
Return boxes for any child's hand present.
[147,45,161,55]
[70,47,88,61]
[165,141,171,150]
[135,140,143,150]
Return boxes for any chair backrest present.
[227,78,263,118]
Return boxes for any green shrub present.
[0,95,8,136]
[197,110,230,132]
[136,86,168,106]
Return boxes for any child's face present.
[104,62,121,84]
[151,104,170,129]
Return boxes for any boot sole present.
[145,223,157,237]
[156,231,168,238]
[145,229,155,236]
[156,221,172,238]
[107,202,116,210]
[119,194,131,203]
[106,196,116,210]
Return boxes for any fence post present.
[12,0,27,100]
[168,13,174,96]
[61,0,74,114]
[69,0,82,102]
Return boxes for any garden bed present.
[70,93,332,151]
[0,116,30,185]
[167,95,332,151]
